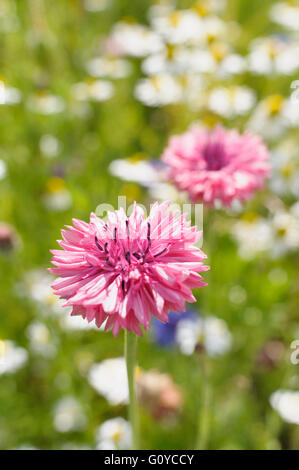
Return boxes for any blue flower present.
[151,309,198,347]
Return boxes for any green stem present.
[124,330,139,450]
[196,358,211,450]
[195,208,214,450]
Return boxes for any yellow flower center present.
[46,177,66,193]
[37,90,50,98]
[276,227,287,238]
[166,44,175,60]
[227,87,238,103]
[120,183,141,203]
[0,340,7,357]
[192,1,209,16]
[242,211,259,223]
[202,114,220,128]
[86,77,97,86]
[112,431,122,442]
[168,11,182,28]
[281,163,295,177]
[265,95,284,115]
[210,42,228,61]
[150,76,162,91]
[128,152,148,163]
[178,75,189,88]
[121,16,137,24]
[268,41,278,59]
[207,32,216,44]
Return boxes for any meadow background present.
[0,0,299,450]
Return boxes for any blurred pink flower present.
[50,202,208,337]
[162,125,270,207]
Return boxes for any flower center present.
[202,137,227,171]
[276,227,287,238]
[94,222,169,290]
[112,431,122,442]
[265,95,284,116]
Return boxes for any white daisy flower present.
[141,45,190,76]
[0,80,21,105]
[247,95,299,141]
[175,316,232,356]
[86,57,131,79]
[269,150,299,198]
[27,92,65,115]
[88,358,129,406]
[83,0,109,12]
[208,85,256,118]
[109,157,164,187]
[270,2,299,31]
[182,74,207,110]
[95,417,132,450]
[151,9,204,45]
[0,159,7,180]
[191,0,227,17]
[177,49,215,74]
[134,74,182,107]
[232,207,299,259]
[26,322,56,357]
[148,182,189,203]
[270,390,299,425]
[271,209,299,258]
[42,188,72,212]
[231,216,273,260]
[72,79,114,102]
[217,53,247,78]
[39,135,62,158]
[200,15,228,45]
[60,311,102,331]
[182,45,246,77]
[248,36,299,76]
[21,269,67,315]
[105,22,163,57]
[53,397,87,433]
[0,340,28,375]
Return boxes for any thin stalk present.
[196,357,212,450]
[195,208,214,450]
[124,330,139,450]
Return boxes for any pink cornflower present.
[50,202,208,337]
[162,125,270,207]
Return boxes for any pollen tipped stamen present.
[95,236,103,251]
[154,247,168,258]
[113,227,117,243]
[106,256,114,267]
[104,242,109,254]
[133,252,141,260]
[144,222,152,255]
[126,219,130,238]
[125,251,131,264]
